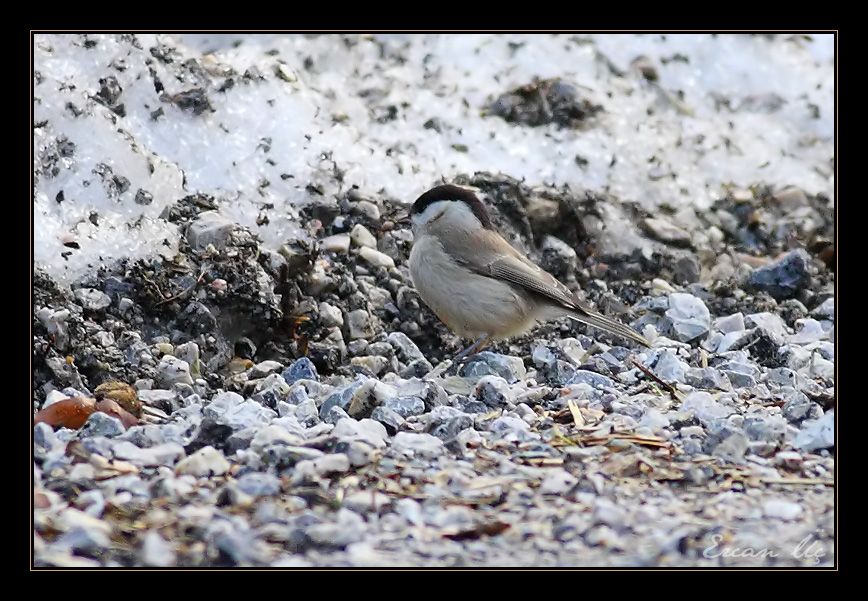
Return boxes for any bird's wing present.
[447,230,650,347]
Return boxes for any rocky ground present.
[33,34,834,567]
[33,171,834,567]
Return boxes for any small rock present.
[714,312,745,334]
[318,302,344,327]
[640,218,692,248]
[311,453,350,476]
[350,224,378,248]
[351,355,389,375]
[175,446,230,477]
[391,432,445,459]
[79,412,125,438]
[811,297,834,320]
[461,352,526,383]
[383,396,425,418]
[156,356,193,388]
[763,499,803,520]
[332,418,388,448]
[295,399,320,427]
[236,472,281,497]
[685,367,730,390]
[747,249,811,300]
[320,234,351,253]
[673,255,700,284]
[347,309,374,340]
[387,332,426,364]
[682,392,734,426]
[793,411,834,452]
[473,376,514,408]
[371,406,404,435]
[566,370,615,389]
[141,531,176,567]
[249,360,283,379]
[282,357,319,385]
[357,246,395,269]
[540,469,579,495]
[74,288,111,311]
[186,211,235,251]
[666,293,711,342]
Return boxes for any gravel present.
[32,34,834,568]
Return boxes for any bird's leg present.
[446,335,490,375]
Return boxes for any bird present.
[406,184,650,363]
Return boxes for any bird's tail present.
[567,309,651,348]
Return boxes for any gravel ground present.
[32,34,835,568]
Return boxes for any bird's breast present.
[409,235,535,339]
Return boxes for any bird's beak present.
[395,213,411,226]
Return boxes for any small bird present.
[407,184,650,361]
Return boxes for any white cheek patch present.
[412,200,449,226]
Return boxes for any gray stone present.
[249,360,284,379]
[723,370,757,388]
[156,355,194,388]
[685,367,730,390]
[640,217,692,247]
[391,432,445,459]
[295,399,320,427]
[236,472,281,496]
[474,376,514,408]
[747,249,811,300]
[650,349,689,382]
[74,288,111,311]
[112,441,185,466]
[186,211,235,251]
[811,297,834,320]
[318,302,344,327]
[332,418,388,448]
[682,392,734,426]
[793,411,834,452]
[745,312,788,339]
[282,357,319,385]
[335,439,378,467]
[175,446,231,476]
[383,396,426,418]
[371,406,404,435]
[460,352,526,383]
[350,223,378,248]
[566,370,615,389]
[324,405,351,425]
[713,312,745,334]
[306,509,365,547]
[387,331,426,364]
[665,293,711,342]
[141,531,176,567]
[763,499,803,520]
[251,374,291,409]
[320,234,351,253]
[251,425,305,452]
[540,469,579,495]
[488,416,539,442]
[79,412,125,438]
[358,246,395,269]
[713,431,749,462]
[347,309,374,340]
[782,391,813,423]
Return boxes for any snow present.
[33,33,834,283]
